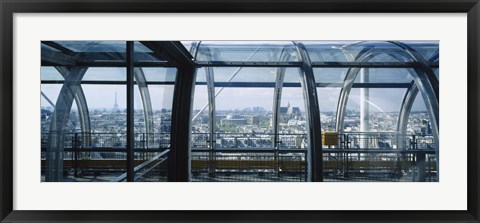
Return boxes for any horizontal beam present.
[41,147,170,153]
[76,60,173,67]
[41,80,411,88]
[196,61,303,67]
[41,48,76,66]
[42,60,174,67]
[191,148,307,153]
[312,61,424,68]
[41,80,175,85]
[193,82,412,88]
[42,41,74,54]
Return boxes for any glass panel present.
[313,68,348,83]
[41,67,64,81]
[408,93,432,135]
[41,84,62,132]
[191,66,310,182]
[304,41,415,63]
[303,41,358,62]
[215,87,274,134]
[191,68,210,147]
[82,67,126,81]
[82,85,126,132]
[134,41,167,62]
[353,68,413,83]
[196,41,299,62]
[140,67,177,82]
[277,69,309,151]
[212,67,277,83]
[133,41,153,53]
[404,41,439,62]
[133,72,175,182]
[317,87,341,132]
[54,41,127,52]
[344,88,406,132]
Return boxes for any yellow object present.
[322,132,338,146]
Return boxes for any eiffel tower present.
[112,92,120,113]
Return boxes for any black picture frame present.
[1,0,479,222]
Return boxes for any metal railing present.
[114,149,169,182]
[41,132,170,149]
[41,131,437,182]
[191,132,307,149]
[191,149,307,182]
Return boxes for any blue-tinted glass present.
[196,41,299,62]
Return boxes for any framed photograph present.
[1,0,479,222]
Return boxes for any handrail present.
[114,149,169,182]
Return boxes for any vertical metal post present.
[169,65,196,182]
[295,42,323,182]
[74,133,78,178]
[126,41,135,182]
[417,151,426,182]
[205,67,216,177]
[360,68,370,147]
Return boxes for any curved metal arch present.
[272,49,294,149]
[205,66,216,150]
[46,66,88,182]
[54,66,91,141]
[389,41,439,177]
[294,42,323,182]
[335,47,410,133]
[389,41,439,129]
[397,82,418,150]
[133,68,154,146]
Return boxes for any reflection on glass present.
[344,88,406,132]
[196,41,299,62]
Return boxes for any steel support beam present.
[196,61,302,67]
[45,67,88,182]
[144,41,198,181]
[205,66,216,175]
[271,50,294,174]
[41,48,75,66]
[295,42,323,182]
[126,41,135,182]
[360,68,370,149]
[397,82,418,150]
[312,61,420,68]
[133,68,154,146]
[42,41,75,54]
[272,67,286,148]
[169,64,196,182]
[389,41,439,176]
[54,66,92,146]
